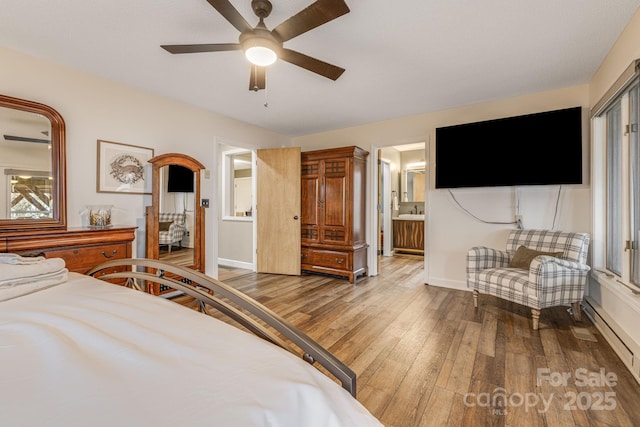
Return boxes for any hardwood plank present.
[446,321,482,394]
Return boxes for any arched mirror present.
[0,94,66,232]
[146,153,205,279]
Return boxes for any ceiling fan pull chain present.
[264,69,269,108]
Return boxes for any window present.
[222,149,254,219]
[606,101,623,276]
[595,78,640,287]
[630,85,640,284]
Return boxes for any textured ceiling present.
[1,0,639,136]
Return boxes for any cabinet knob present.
[336,258,344,264]
[293,215,300,220]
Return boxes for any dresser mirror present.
[0,94,66,232]
[146,153,204,273]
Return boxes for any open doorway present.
[373,142,427,278]
[218,144,256,280]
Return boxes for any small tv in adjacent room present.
[167,164,194,193]
[435,106,583,189]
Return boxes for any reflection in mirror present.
[0,95,66,231]
[402,169,426,202]
[223,149,253,218]
[146,152,205,285]
[158,165,196,267]
[1,106,53,219]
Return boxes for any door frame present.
[368,141,430,282]
[214,138,259,277]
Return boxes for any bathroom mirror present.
[0,94,66,232]
[402,169,426,202]
[146,153,204,274]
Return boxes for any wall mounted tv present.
[435,106,582,189]
[167,164,194,193]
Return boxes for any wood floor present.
[198,255,640,426]
[158,246,193,266]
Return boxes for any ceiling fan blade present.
[4,135,50,144]
[249,66,266,91]
[272,0,350,42]
[161,43,241,54]
[280,49,345,80]
[205,0,252,33]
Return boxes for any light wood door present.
[256,147,301,275]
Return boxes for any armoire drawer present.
[308,249,352,270]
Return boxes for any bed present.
[0,255,382,426]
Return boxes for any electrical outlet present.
[515,215,524,229]
[201,199,209,208]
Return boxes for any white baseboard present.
[218,258,254,271]
[426,276,469,292]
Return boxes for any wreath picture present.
[97,140,154,194]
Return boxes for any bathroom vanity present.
[392,214,424,255]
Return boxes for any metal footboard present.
[86,258,357,397]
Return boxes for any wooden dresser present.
[301,146,368,283]
[0,226,137,281]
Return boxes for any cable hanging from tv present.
[447,189,517,225]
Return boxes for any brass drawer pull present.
[101,249,118,259]
[336,258,345,264]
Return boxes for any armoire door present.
[301,159,321,244]
[256,147,301,275]
[320,156,350,245]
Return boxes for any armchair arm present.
[167,222,186,241]
[467,246,511,275]
[531,256,591,273]
[529,256,591,308]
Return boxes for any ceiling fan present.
[161,0,350,91]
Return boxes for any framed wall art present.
[97,140,154,194]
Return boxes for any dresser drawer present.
[309,249,352,270]
[44,243,128,273]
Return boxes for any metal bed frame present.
[87,258,357,397]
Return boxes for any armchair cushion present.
[509,245,564,270]
[159,221,173,232]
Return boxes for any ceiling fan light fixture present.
[245,45,277,66]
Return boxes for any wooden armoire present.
[300,146,368,283]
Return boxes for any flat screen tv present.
[435,107,583,189]
[167,164,194,193]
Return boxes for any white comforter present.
[0,273,382,427]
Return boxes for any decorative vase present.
[86,205,113,227]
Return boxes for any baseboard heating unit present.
[583,298,639,382]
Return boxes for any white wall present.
[294,85,590,289]
[0,46,290,276]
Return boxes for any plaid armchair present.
[467,229,590,330]
[158,213,186,253]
